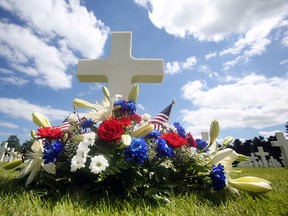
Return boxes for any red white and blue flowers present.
[6,85,272,200]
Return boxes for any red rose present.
[161,131,188,148]
[37,127,64,140]
[129,113,142,124]
[185,132,196,148]
[98,119,124,143]
[117,117,132,127]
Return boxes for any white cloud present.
[198,65,219,78]
[0,121,18,128]
[0,75,28,86]
[0,0,109,58]
[136,0,288,41]
[0,0,110,89]
[205,51,217,60]
[0,97,70,123]
[180,73,288,135]
[165,56,197,75]
[282,31,288,47]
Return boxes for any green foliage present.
[1,163,287,216]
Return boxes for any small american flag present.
[59,118,70,131]
[149,99,175,130]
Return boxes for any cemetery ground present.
[0,163,287,216]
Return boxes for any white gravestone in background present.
[0,142,9,162]
[255,147,269,168]
[271,132,288,167]
[77,32,164,99]
[250,153,259,168]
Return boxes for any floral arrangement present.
[5,85,272,201]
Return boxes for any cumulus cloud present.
[0,0,110,89]
[180,73,288,135]
[205,51,217,60]
[0,121,18,128]
[136,0,288,69]
[165,56,197,74]
[0,97,70,122]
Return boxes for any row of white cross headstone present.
[200,132,288,168]
[0,142,21,163]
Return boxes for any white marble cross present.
[250,153,259,167]
[77,32,164,99]
[271,132,288,167]
[0,142,9,162]
[255,147,269,168]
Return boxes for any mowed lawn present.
[0,163,287,216]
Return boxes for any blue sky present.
[0,0,288,144]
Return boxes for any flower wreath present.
[5,85,272,201]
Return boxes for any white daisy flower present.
[89,155,109,174]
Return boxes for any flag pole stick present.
[167,99,176,123]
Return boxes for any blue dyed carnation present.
[124,137,149,164]
[157,138,174,157]
[43,140,63,164]
[173,122,186,138]
[195,139,209,151]
[81,118,94,129]
[145,129,161,139]
[114,100,136,114]
[210,164,226,191]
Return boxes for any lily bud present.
[73,98,94,109]
[131,124,155,137]
[31,130,37,138]
[228,176,272,193]
[209,120,220,145]
[4,159,23,170]
[32,112,51,127]
[72,135,84,142]
[102,86,110,100]
[128,84,139,102]
[236,154,249,162]
[223,136,233,146]
[120,134,132,148]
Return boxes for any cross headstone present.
[250,153,259,167]
[271,132,288,167]
[77,32,164,99]
[8,148,15,162]
[279,153,287,167]
[0,142,9,162]
[255,147,269,168]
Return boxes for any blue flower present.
[124,137,149,164]
[157,138,174,157]
[195,139,209,151]
[210,164,226,191]
[173,122,186,138]
[114,100,136,114]
[145,129,161,139]
[43,140,63,164]
[81,118,94,129]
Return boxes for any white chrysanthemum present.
[89,155,109,174]
[142,113,151,122]
[71,155,86,172]
[83,132,96,145]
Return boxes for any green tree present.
[5,135,21,152]
[22,139,34,152]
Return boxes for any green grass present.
[0,163,287,216]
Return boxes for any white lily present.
[86,97,114,122]
[227,176,272,193]
[209,148,272,193]
[17,140,56,187]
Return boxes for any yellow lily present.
[32,112,51,127]
[73,98,95,109]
